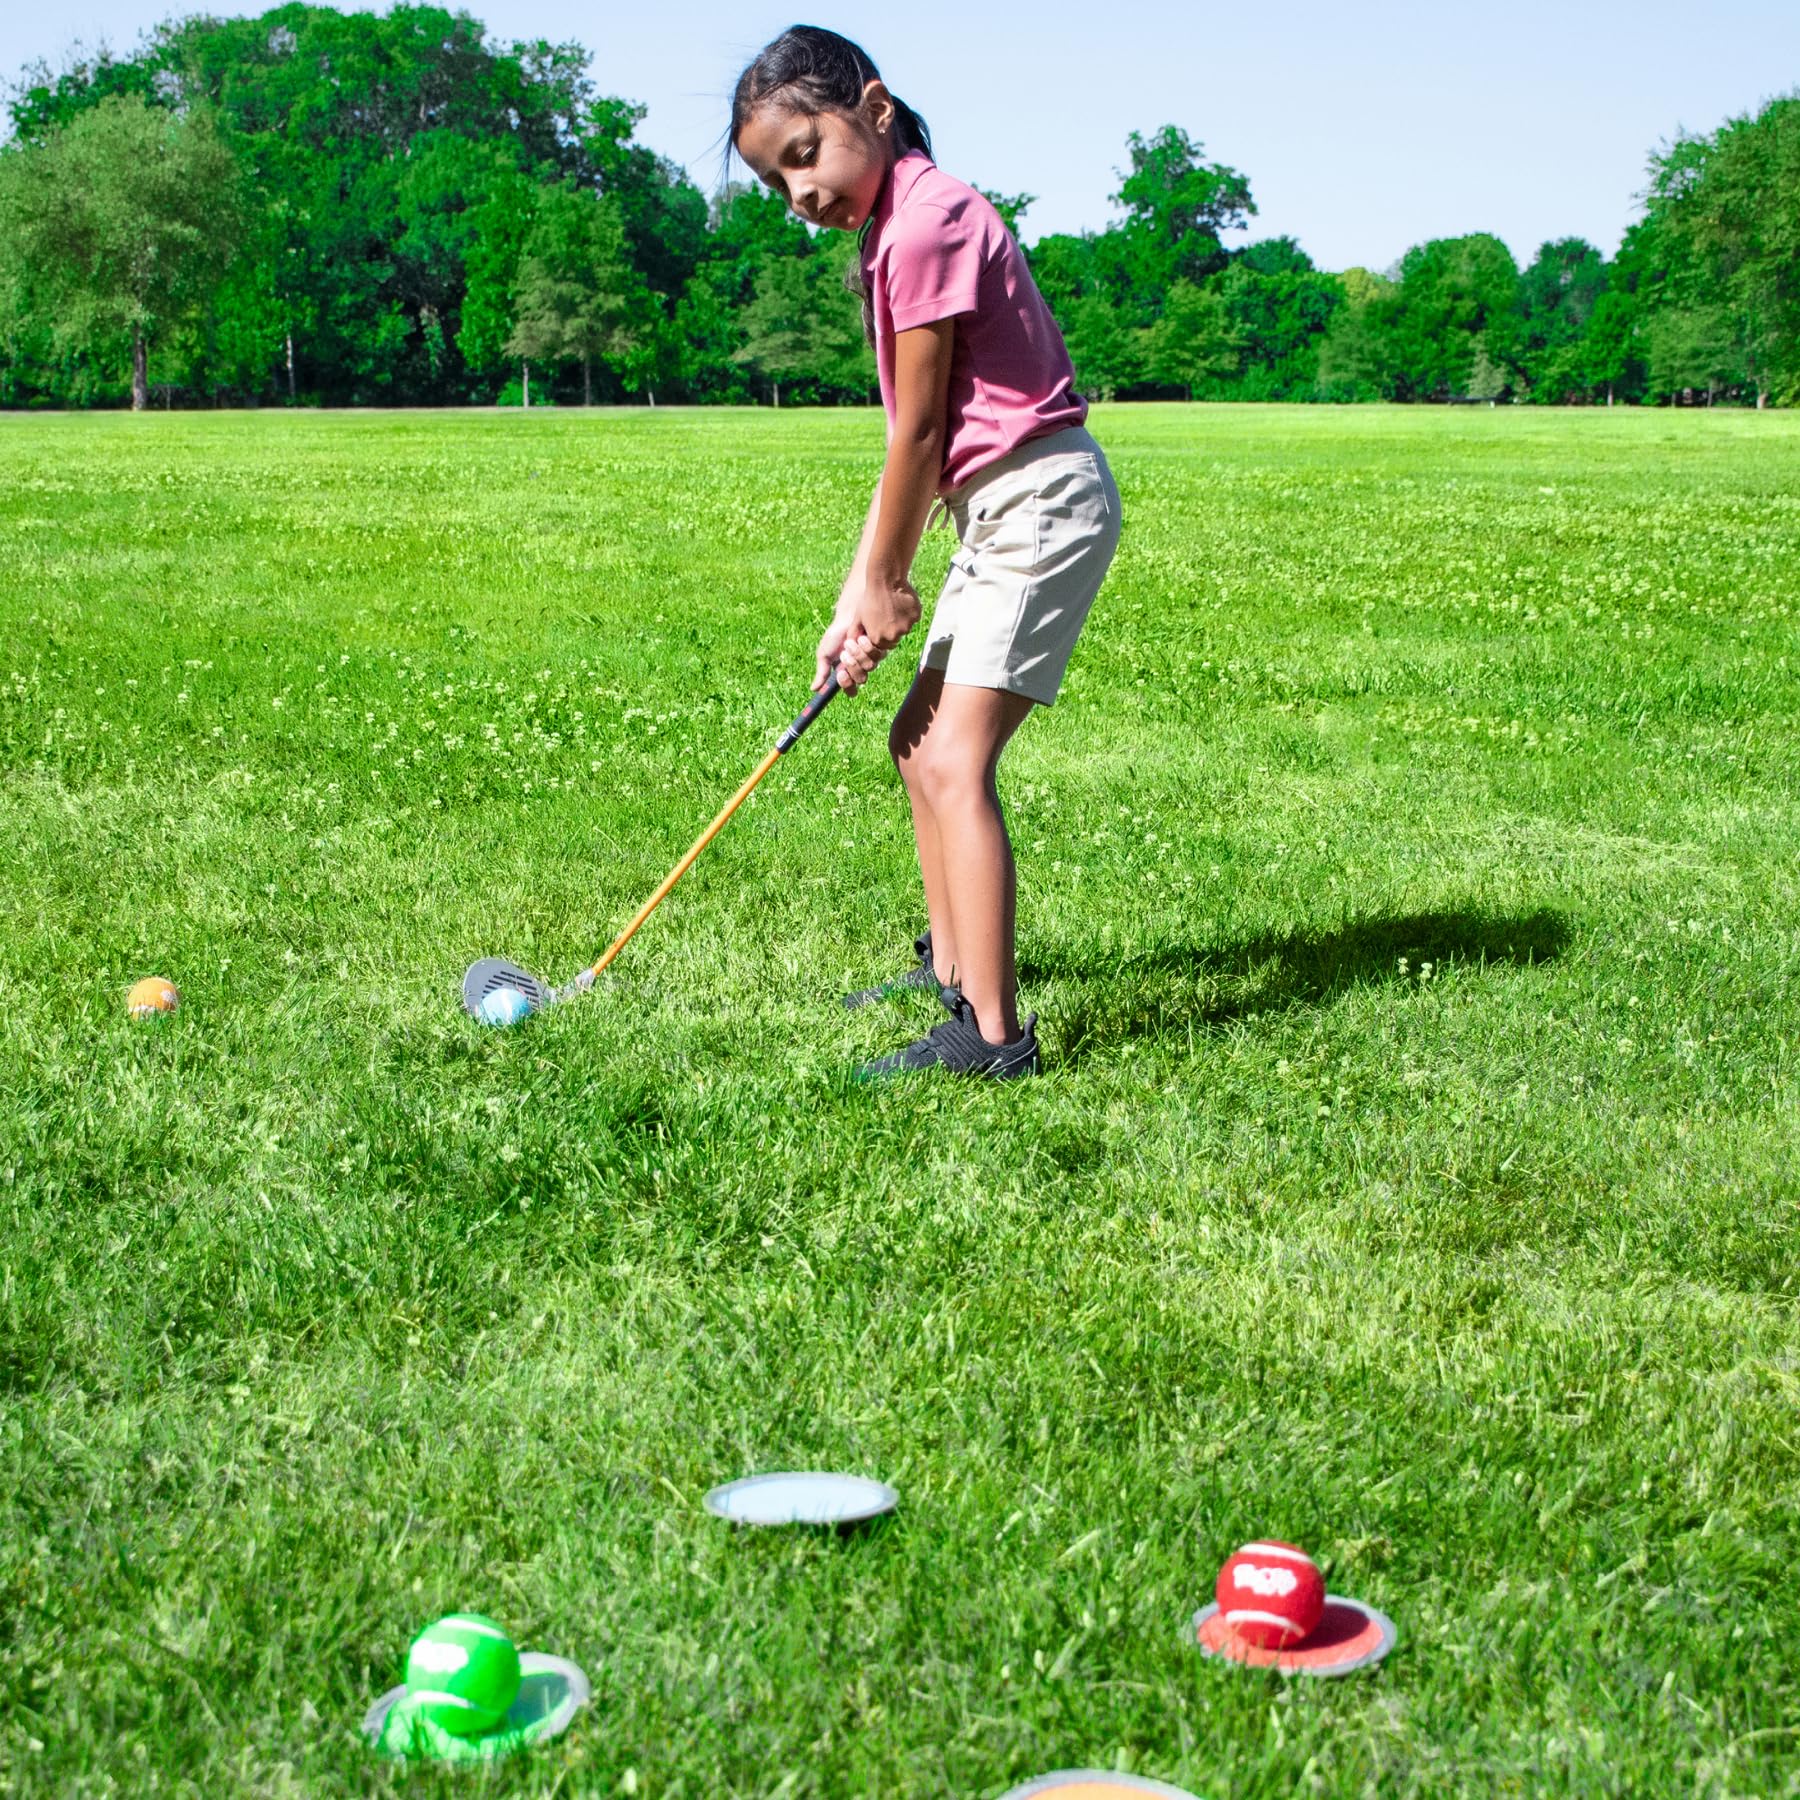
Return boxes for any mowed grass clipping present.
[2,403,1798,1799]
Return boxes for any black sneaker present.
[852,991,1040,1082]
[842,928,950,1010]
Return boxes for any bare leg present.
[890,670,956,981]
[891,673,1035,1043]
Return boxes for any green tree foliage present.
[0,93,243,408]
[1145,280,1242,396]
[505,184,649,403]
[1026,126,1276,400]
[701,185,812,311]
[1643,300,1743,402]
[1023,230,1094,321]
[810,230,878,396]
[1,5,704,405]
[5,42,159,135]
[455,168,539,384]
[1215,238,1343,399]
[1031,125,1255,353]
[670,262,751,403]
[733,231,872,407]
[1638,95,1800,406]
[1061,293,1145,402]
[1466,335,1507,401]
[1515,238,1608,402]
[1581,286,1645,406]
[1380,234,1522,400]
[1316,267,1397,401]
[581,95,709,306]
[1,23,1794,410]
[673,187,812,405]
[81,9,594,400]
[735,258,814,408]
[1113,125,1255,296]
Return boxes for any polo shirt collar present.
[869,149,933,242]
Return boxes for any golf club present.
[461,674,844,1021]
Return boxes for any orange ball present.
[127,977,180,1018]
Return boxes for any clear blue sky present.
[4,0,1797,272]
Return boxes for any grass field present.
[2,402,1798,1798]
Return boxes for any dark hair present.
[729,27,932,348]
[730,25,932,163]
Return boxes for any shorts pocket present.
[1032,456,1105,528]
[964,491,1041,571]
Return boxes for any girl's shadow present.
[1023,906,1569,1062]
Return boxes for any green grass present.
[2,402,1798,1798]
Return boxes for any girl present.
[731,25,1121,1079]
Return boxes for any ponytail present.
[887,95,932,160]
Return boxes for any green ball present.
[403,1613,521,1738]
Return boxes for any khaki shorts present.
[920,425,1121,706]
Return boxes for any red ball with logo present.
[1215,1540,1325,1648]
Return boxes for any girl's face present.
[735,83,897,231]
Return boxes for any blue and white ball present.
[477,986,533,1028]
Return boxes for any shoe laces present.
[928,992,977,1043]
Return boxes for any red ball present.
[1215,1540,1325,1648]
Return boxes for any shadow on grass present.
[1028,906,1570,1063]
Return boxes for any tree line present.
[0,5,1793,410]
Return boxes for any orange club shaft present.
[583,746,782,982]
[581,676,842,985]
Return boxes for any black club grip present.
[775,675,842,753]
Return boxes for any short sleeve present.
[880,198,985,331]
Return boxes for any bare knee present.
[889,679,943,787]
[914,731,989,810]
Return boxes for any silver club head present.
[461,956,553,1018]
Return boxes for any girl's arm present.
[814,319,955,695]
[817,475,885,673]
[813,482,882,691]
[812,474,886,692]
